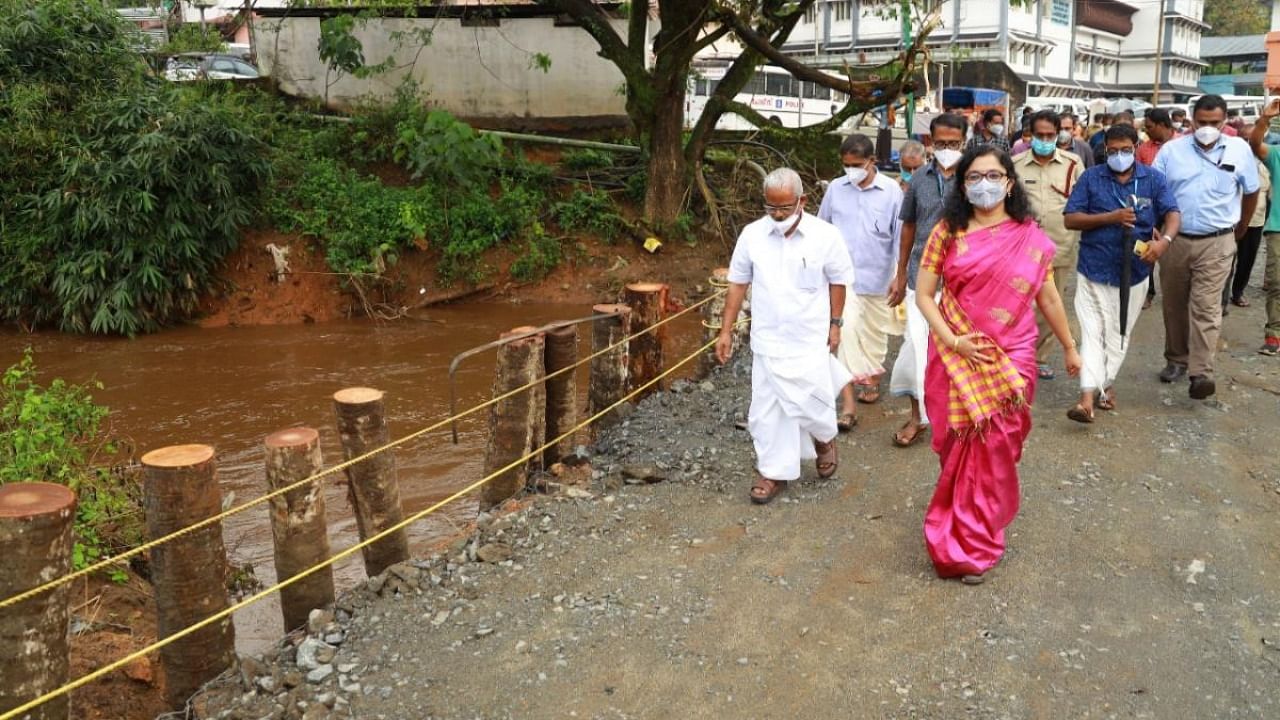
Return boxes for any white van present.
[1187,94,1261,122]
[1020,96,1090,122]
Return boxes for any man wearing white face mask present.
[968,109,1010,153]
[819,133,904,422]
[1153,94,1261,399]
[885,113,967,448]
[717,168,855,505]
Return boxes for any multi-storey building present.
[784,0,1207,104]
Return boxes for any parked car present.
[164,53,259,82]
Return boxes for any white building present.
[785,0,1206,104]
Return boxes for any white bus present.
[685,62,855,132]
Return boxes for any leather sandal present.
[836,412,858,432]
[750,476,786,505]
[1066,403,1094,424]
[892,421,927,447]
[814,439,838,479]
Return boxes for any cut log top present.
[264,427,320,449]
[546,324,577,340]
[625,282,667,294]
[500,326,544,345]
[0,482,76,518]
[333,387,384,405]
[592,303,631,317]
[141,443,215,469]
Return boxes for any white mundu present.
[1075,273,1146,392]
[889,288,934,426]
[728,212,855,481]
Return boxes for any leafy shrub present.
[0,0,272,335]
[393,108,503,190]
[0,351,139,579]
[553,188,627,243]
[510,224,563,281]
[561,149,615,171]
[157,24,225,54]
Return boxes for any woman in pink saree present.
[916,147,1082,584]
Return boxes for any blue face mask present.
[900,170,913,184]
[1030,138,1056,157]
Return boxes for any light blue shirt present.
[1152,134,1260,235]
[817,171,903,295]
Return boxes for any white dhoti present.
[749,351,850,481]
[888,289,932,426]
[1074,273,1146,392]
[837,293,904,386]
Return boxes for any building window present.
[1009,46,1018,64]
[833,0,852,22]
[1022,47,1031,65]
[804,5,815,24]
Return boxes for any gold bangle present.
[952,336,960,350]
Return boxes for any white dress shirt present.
[727,212,855,359]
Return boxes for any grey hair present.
[899,140,926,159]
[763,167,803,197]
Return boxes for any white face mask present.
[844,166,869,185]
[989,124,1005,137]
[770,203,800,235]
[934,148,962,169]
[1194,124,1222,146]
[965,178,1007,211]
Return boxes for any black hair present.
[839,133,875,158]
[1145,108,1172,128]
[1115,110,1135,122]
[1095,113,1112,124]
[1104,124,1140,145]
[982,108,1004,124]
[1060,112,1078,125]
[930,112,968,136]
[941,147,1033,232]
[1193,94,1228,115]
[1171,108,1187,119]
[1028,109,1061,134]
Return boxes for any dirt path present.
[199,297,1280,720]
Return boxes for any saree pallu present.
[920,219,1056,577]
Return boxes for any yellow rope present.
[0,326,742,720]
[0,290,725,611]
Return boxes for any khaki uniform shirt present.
[1013,148,1082,268]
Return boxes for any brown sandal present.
[1096,388,1116,411]
[814,439,838,478]
[1066,403,1094,424]
[836,412,858,432]
[750,476,786,505]
[855,387,881,404]
[892,422,927,448]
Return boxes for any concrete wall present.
[255,15,628,127]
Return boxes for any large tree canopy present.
[1203,0,1269,37]
[540,0,942,226]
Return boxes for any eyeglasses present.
[963,170,1007,185]
[1105,148,1135,157]
[933,140,964,151]
[763,200,800,213]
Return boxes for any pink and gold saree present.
[919,219,1056,578]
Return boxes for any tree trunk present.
[642,84,689,227]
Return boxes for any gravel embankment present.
[195,300,1280,720]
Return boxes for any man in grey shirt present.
[1059,113,1095,169]
[884,112,967,447]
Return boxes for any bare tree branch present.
[541,0,647,81]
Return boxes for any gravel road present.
[197,289,1280,720]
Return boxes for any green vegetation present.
[0,0,641,335]
[0,0,271,335]
[0,351,139,580]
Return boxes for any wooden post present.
[263,427,335,633]
[542,324,579,466]
[589,304,631,435]
[481,327,545,509]
[141,444,235,708]
[332,388,409,578]
[0,483,76,720]
[700,268,731,376]
[624,282,669,399]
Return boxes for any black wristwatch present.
[830,318,844,328]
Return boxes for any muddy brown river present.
[2,302,703,653]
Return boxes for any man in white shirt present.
[717,168,856,504]
[818,133,904,423]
